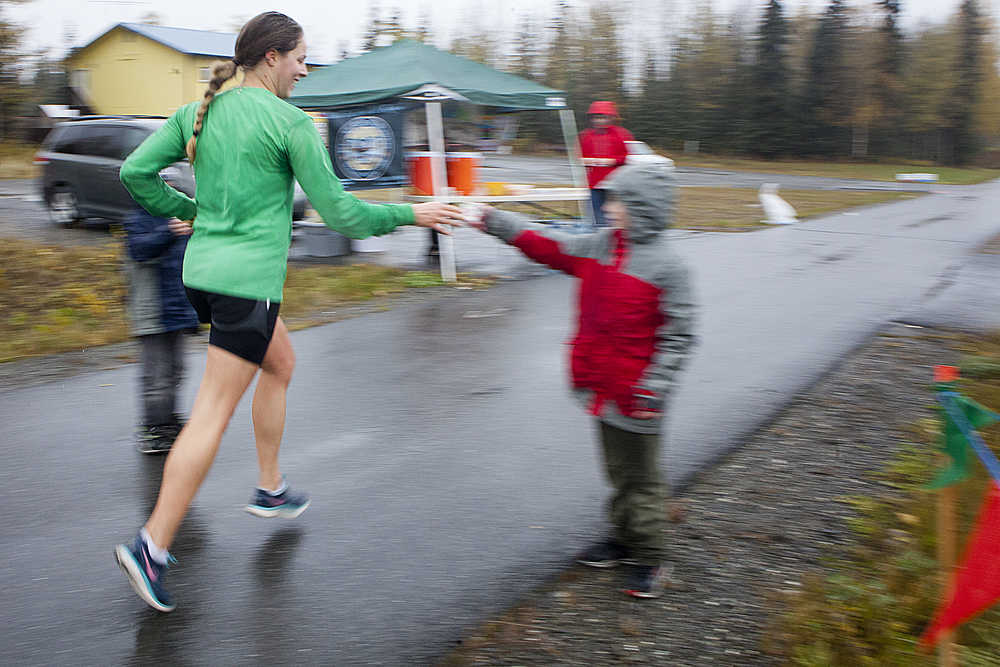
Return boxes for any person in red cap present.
[579,101,633,226]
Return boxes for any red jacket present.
[579,125,633,188]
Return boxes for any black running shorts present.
[185,287,280,365]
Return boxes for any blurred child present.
[466,162,697,598]
[123,208,198,453]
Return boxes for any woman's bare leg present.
[144,345,258,550]
[252,317,295,490]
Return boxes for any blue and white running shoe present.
[114,534,176,612]
[245,480,310,518]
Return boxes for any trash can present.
[292,220,350,257]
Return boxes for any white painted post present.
[425,101,456,282]
[559,108,594,226]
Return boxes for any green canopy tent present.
[289,39,567,111]
[288,40,592,280]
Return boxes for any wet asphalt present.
[2,176,1000,664]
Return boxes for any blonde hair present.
[184,11,303,163]
[185,60,238,163]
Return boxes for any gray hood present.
[600,163,675,244]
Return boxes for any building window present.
[199,67,210,82]
[70,69,91,94]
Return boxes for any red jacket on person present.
[579,124,633,189]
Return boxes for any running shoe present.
[245,480,310,518]
[114,534,176,612]
[135,425,173,454]
[576,540,632,568]
[625,564,668,599]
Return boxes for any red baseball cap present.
[588,101,618,116]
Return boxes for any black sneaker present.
[625,564,667,599]
[136,425,174,454]
[160,415,187,441]
[576,540,632,568]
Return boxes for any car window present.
[118,127,152,160]
[48,125,88,154]
[79,126,127,159]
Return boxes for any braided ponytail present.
[185,59,239,163]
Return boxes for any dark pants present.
[590,188,608,227]
[138,330,185,426]
[598,420,666,563]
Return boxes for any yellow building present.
[67,23,323,117]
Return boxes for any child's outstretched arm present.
[473,207,606,278]
[634,254,699,414]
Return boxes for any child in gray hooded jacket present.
[468,162,697,598]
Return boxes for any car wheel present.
[49,187,81,227]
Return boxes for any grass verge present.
[659,154,1000,186]
[765,331,1000,665]
[0,141,39,180]
[677,188,921,231]
[0,237,486,362]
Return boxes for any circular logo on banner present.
[334,116,395,181]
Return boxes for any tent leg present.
[425,101,456,282]
[560,108,593,226]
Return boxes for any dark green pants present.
[598,420,666,564]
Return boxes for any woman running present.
[114,11,464,612]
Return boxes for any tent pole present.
[425,101,456,282]
[559,108,593,226]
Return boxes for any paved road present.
[2,179,999,664]
[480,154,950,192]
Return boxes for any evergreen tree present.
[628,49,665,146]
[749,0,791,156]
[0,0,28,140]
[663,37,698,152]
[871,0,905,155]
[949,0,986,164]
[801,0,851,156]
[902,23,955,162]
[715,14,754,155]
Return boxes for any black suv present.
[37,116,307,225]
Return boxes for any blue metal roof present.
[80,23,325,65]
[120,23,237,58]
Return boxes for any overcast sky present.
[9,0,998,63]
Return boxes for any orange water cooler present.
[445,152,480,195]
[407,151,481,195]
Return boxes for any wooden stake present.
[937,484,958,667]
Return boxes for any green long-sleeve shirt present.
[120,86,415,302]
